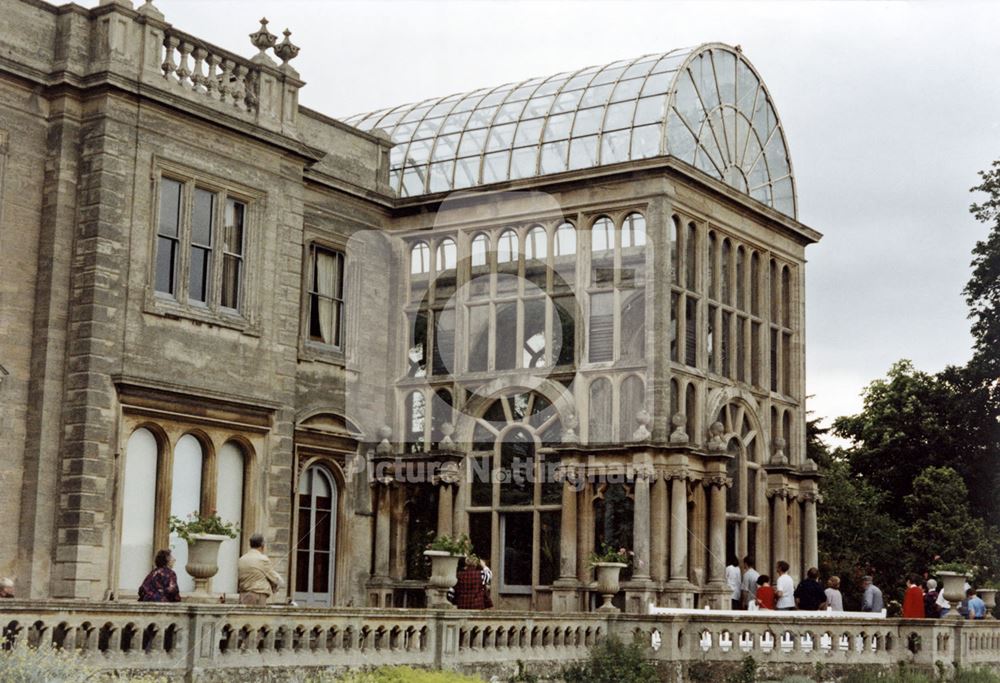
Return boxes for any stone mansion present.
[0,0,822,613]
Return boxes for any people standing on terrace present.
[454,555,492,610]
[924,579,941,617]
[793,567,828,611]
[137,550,181,602]
[755,575,776,609]
[861,575,884,612]
[774,561,796,610]
[967,588,987,619]
[741,556,760,609]
[902,574,925,618]
[238,533,284,606]
[0,577,15,598]
[825,576,844,611]
[725,555,742,610]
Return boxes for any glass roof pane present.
[632,123,662,160]
[601,129,630,164]
[510,147,537,179]
[487,123,517,151]
[390,146,406,169]
[693,53,721,111]
[604,101,635,131]
[441,111,473,134]
[745,139,767,187]
[402,104,432,123]
[534,75,570,96]
[572,107,603,137]
[376,108,406,129]
[623,58,657,80]
[454,157,480,189]
[508,84,537,101]
[428,100,456,118]
[736,61,759,117]
[468,106,498,129]
[451,91,487,113]
[653,51,689,73]
[674,70,706,131]
[544,112,574,141]
[540,141,568,174]
[562,72,594,91]
[641,71,674,96]
[695,149,721,179]
[773,177,794,214]
[634,96,666,126]
[735,114,751,167]
[482,151,510,183]
[480,88,512,107]
[414,116,444,140]
[495,101,527,124]
[552,90,584,114]
[523,96,555,119]
[666,112,696,163]
[392,121,417,139]
[698,124,726,174]
[751,184,771,204]
[514,118,544,147]
[714,50,737,108]
[432,133,462,161]
[580,83,613,108]
[568,136,598,170]
[428,161,455,193]
[402,166,426,196]
[406,137,435,165]
[591,65,626,85]
[458,128,488,157]
[611,78,643,103]
[764,132,790,178]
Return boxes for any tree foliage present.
[968,159,1000,382]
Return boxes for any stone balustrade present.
[1,601,999,681]
[158,27,259,113]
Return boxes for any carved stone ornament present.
[663,468,690,482]
[632,462,655,481]
[439,421,457,452]
[376,425,392,456]
[800,491,823,504]
[562,412,579,444]
[555,464,579,486]
[707,421,726,452]
[766,486,794,500]
[249,18,278,62]
[435,461,461,487]
[801,457,819,473]
[770,437,788,465]
[274,29,300,65]
[705,474,733,489]
[669,412,689,444]
[632,409,652,442]
[136,0,164,20]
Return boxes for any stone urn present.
[938,571,969,619]
[424,550,461,609]
[978,588,997,618]
[594,562,627,613]
[184,533,229,603]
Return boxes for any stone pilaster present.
[801,491,820,572]
[768,485,791,568]
[552,463,580,613]
[650,472,668,583]
[663,470,695,607]
[703,474,733,609]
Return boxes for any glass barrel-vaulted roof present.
[344,43,796,218]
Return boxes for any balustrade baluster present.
[161,35,178,79]
[175,42,192,86]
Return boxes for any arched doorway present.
[294,464,338,607]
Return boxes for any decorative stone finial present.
[249,18,278,64]
[802,457,818,473]
[632,409,652,442]
[562,413,579,444]
[707,421,726,452]
[770,437,788,465]
[439,422,456,452]
[274,28,300,66]
[669,412,689,444]
[136,0,164,20]
[376,425,392,456]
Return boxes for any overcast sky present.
[139,0,999,430]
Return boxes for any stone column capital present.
[766,485,795,500]
[433,461,461,487]
[799,491,823,504]
[704,474,733,489]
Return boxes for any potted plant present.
[931,562,971,618]
[423,534,472,609]
[169,510,239,602]
[590,544,633,613]
[977,580,999,618]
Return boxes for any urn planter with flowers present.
[590,544,634,613]
[423,534,472,609]
[169,511,239,603]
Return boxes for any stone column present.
[632,466,652,581]
[577,478,594,584]
[802,491,819,571]
[650,474,668,583]
[553,463,580,613]
[707,476,728,585]
[374,480,392,578]
[435,461,460,538]
[770,487,789,566]
[668,473,688,582]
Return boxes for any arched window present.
[471,233,489,267]
[497,229,519,264]
[588,377,613,444]
[170,433,205,592]
[621,213,646,248]
[410,241,430,275]
[294,464,338,606]
[525,226,547,261]
[431,389,454,447]
[215,441,245,594]
[781,266,791,327]
[721,238,732,305]
[686,222,697,290]
[554,222,576,256]
[119,428,158,594]
[708,232,718,300]
[750,252,761,315]
[736,246,746,311]
[405,390,426,452]
[435,238,456,272]
[670,216,681,284]
[591,216,614,253]
[716,402,763,564]
[619,375,645,441]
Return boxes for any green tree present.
[967,160,1000,382]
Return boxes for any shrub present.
[0,644,168,682]
[335,666,481,683]
[727,655,757,683]
[562,637,657,683]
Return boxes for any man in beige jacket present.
[238,533,284,606]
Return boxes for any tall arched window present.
[215,441,245,594]
[781,266,791,327]
[525,225,547,261]
[619,375,645,441]
[670,215,680,284]
[170,434,204,592]
[591,216,614,253]
[588,377,613,444]
[295,464,338,607]
[435,238,456,272]
[471,233,489,267]
[497,228,519,264]
[410,241,430,275]
[621,212,646,248]
[405,390,426,452]
[721,238,732,305]
[716,402,763,565]
[119,428,158,594]
[554,222,576,257]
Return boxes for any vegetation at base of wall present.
[333,667,482,683]
[726,655,758,683]
[838,664,1000,683]
[561,637,657,683]
[0,644,168,682]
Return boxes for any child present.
[756,574,776,610]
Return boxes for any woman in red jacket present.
[902,574,925,618]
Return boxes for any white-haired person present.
[0,577,15,598]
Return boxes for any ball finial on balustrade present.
[249,18,278,64]
[274,29,301,66]
[137,0,164,20]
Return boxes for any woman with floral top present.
[138,549,181,602]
